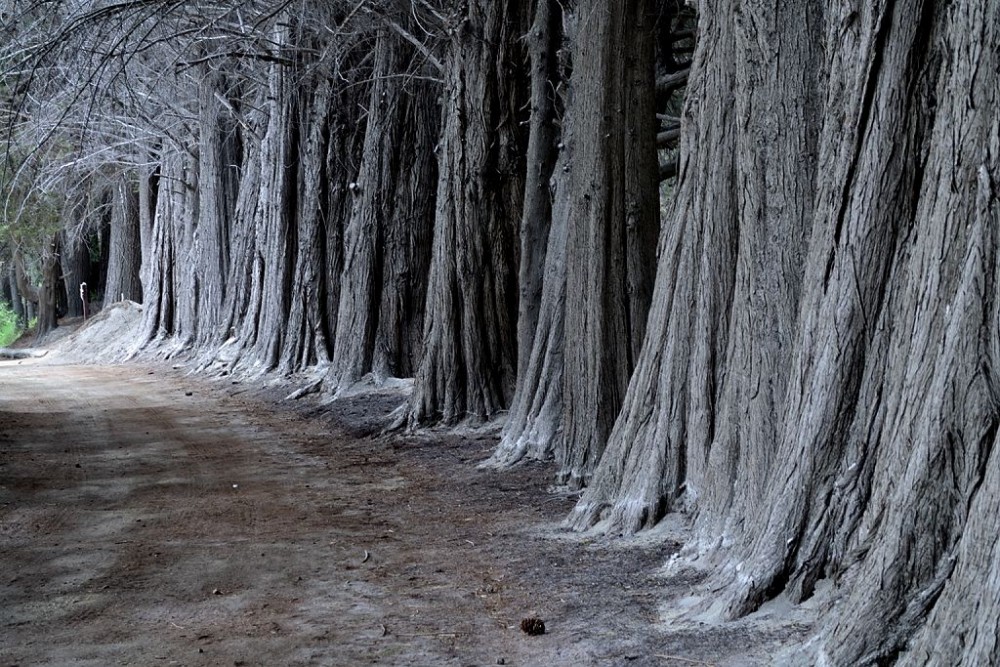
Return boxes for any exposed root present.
[284,377,324,401]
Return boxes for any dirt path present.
[0,362,805,666]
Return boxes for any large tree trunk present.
[406,0,528,425]
[557,0,660,487]
[487,0,565,467]
[278,75,335,373]
[6,266,25,326]
[16,237,60,339]
[328,31,439,391]
[103,172,143,308]
[514,0,561,387]
[140,151,196,346]
[219,21,298,373]
[194,65,239,347]
[567,0,1000,663]
[60,223,90,318]
[370,76,438,381]
[328,31,405,391]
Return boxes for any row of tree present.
[3,1,998,663]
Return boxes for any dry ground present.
[1,358,811,666]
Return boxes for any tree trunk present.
[557,0,660,487]
[486,0,565,467]
[278,75,335,373]
[220,21,298,373]
[514,0,561,386]
[140,151,196,345]
[567,0,1000,663]
[18,236,61,339]
[328,31,405,391]
[371,76,438,381]
[60,224,90,318]
[194,65,239,346]
[6,266,25,326]
[103,172,143,308]
[406,0,528,425]
[137,163,158,297]
[327,32,439,390]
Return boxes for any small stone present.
[212,588,222,595]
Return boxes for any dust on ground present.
[0,309,814,666]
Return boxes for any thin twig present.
[653,655,717,667]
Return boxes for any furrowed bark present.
[103,172,143,308]
[406,0,528,426]
[558,0,660,487]
[487,0,565,467]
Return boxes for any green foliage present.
[0,300,23,347]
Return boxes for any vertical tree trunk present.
[565,0,1000,663]
[487,0,570,467]
[60,223,90,318]
[406,0,528,425]
[137,162,158,298]
[222,20,297,372]
[328,32,439,389]
[514,0,561,382]
[328,31,405,391]
[195,65,238,346]
[7,265,25,326]
[557,0,660,487]
[279,75,335,373]
[140,151,196,345]
[103,172,143,308]
[371,77,438,381]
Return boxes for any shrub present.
[0,301,23,347]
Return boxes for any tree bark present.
[557,0,660,487]
[278,75,335,373]
[406,0,528,425]
[568,0,1000,662]
[487,0,570,467]
[194,65,239,346]
[6,267,25,326]
[103,172,143,308]
[328,31,406,391]
[60,224,90,318]
[514,0,561,388]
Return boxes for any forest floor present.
[1,323,813,666]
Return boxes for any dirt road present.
[0,362,802,666]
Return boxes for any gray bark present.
[406,0,528,425]
[194,65,238,346]
[371,76,437,380]
[103,172,143,308]
[279,76,335,373]
[557,0,660,487]
[6,267,24,325]
[60,224,90,318]
[487,3,574,467]
[514,0,561,386]
[329,31,405,391]
[569,0,1000,663]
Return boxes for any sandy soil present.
[0,359,811,666]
